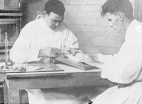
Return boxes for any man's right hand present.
[39,47,61,58]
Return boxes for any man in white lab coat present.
[91,0,142,104]
[10,0,78,63]
[10,0,90,104]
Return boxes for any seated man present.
[10,0,90,104]
[10,0,78,64]
[90,0,142,104]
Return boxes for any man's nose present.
[55,22,59,27]
[109,22,113,27]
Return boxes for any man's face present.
[106,13,124,33]
[45,12,64,30]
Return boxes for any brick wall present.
[61,0,125,55]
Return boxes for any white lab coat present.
[92,19,142,104]
[10,18,78,63]
[10,18,82,104]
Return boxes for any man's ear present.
[118,12,124,21]
[43,11,47,16]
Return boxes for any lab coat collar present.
[40,18,55,32]
[126,19,139,35]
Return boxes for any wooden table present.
[3,64,107,104]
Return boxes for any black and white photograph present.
[0,0,142,104]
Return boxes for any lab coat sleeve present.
[64,29,79,49]
[101,40,142,84]
[10,25,39,63]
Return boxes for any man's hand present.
[39,47,61,58]
[61,47,83,55]
[61,47,71,55]
[84,55,104,69]
[88,55,100,62]
[94,62,103,69]
[84,55,99,64]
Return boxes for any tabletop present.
[2,64,105,104]
[5,64,101,78]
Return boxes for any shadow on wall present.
[21,0,48,28]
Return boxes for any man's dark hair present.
[44,0,65,16]
[101,0,133,19]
